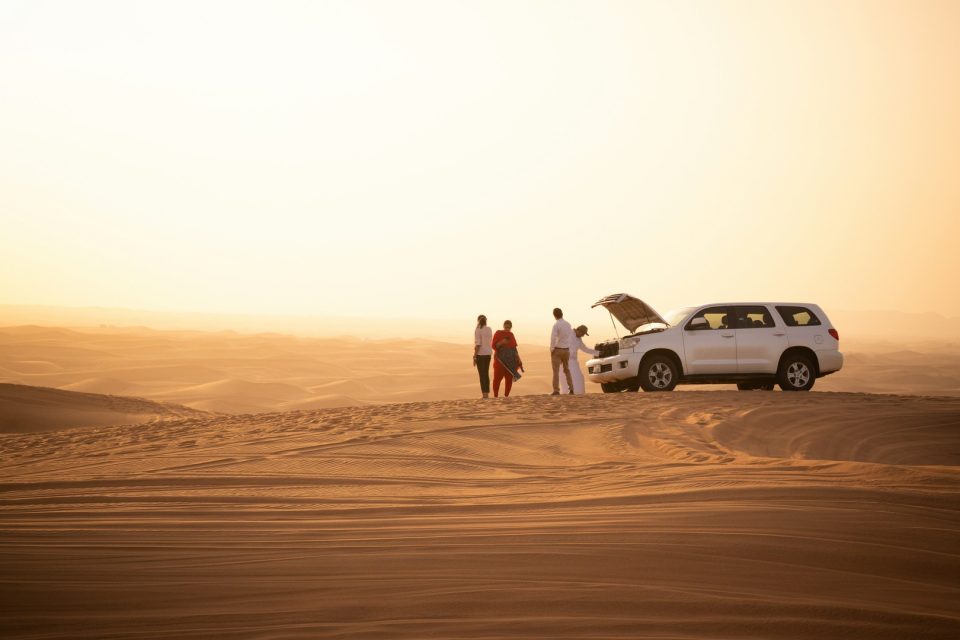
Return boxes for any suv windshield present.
[662,307,696,326]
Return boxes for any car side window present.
[686,307,731,330]
[776,305,821,327]
[735,305,776,329]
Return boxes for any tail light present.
[828,328,839,341]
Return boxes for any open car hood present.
[591,293,666,333]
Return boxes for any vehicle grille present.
[596,340,619,358]
[599,364,613,373]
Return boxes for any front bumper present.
[586,354,636,383]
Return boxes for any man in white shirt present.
[560,325,598,394]
[473,314,493,398]
[549,307,575,395]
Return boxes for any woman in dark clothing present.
[473,314,493,398]
[491,320,523,398]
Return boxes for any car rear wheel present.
[777,355,815,391]
[639,356,678,392]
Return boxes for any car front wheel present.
[778,355,815,391]
[600,382,619,394]
[639,356,678,392]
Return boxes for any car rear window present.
[776,305,821,327]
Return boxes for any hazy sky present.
[2,0,959,331]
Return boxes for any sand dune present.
[712,396,960,465]
[0,383,208,433]
[59,376,145,395]
[2,325,960,420]
[2,392,958,638]
[0,325,553,413]
[4,360,63,374]
[279,393,364,411]
[817,348,960,396]
[154,378,314,413]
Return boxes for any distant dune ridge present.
[0,324,556,413]
[1,325,959,423]
[1,392,958,638]
[0,383,208,433]
[2,303,959,344]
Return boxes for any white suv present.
[585,294,843,392]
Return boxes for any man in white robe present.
[561,325,598,394]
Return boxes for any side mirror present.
[686,317,709,331]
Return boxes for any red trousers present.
[492,360,513,397]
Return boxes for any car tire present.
[638,355,678,392]
[600,383,619,394]
[777,355,815,391]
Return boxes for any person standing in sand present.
[473,314,493,398]
[491,320,523,398]
[560,325,597,395]
[550,307,575,395]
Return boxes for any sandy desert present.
[2,390,959,638]
[4,1,960,635]
[2,324,959,426]
[2,322,960,638]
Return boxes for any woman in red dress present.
[491,320,523,397]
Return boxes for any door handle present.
[773,332,785,337]
[721,332,734,338]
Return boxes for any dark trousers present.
[492,360,513,397]
[476,355,491,394]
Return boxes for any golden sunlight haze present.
[1,1,958,319]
